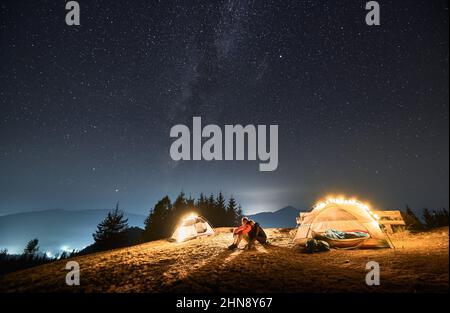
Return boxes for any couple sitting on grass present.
[228,217,268,250]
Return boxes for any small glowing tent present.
[293,198,390,248]
[171,214,214,242]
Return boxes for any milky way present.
[0,0,448,215]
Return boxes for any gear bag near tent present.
[171,215,214,242]
[294,198,391,249]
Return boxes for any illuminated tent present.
[171,215,214,242]
[293,198,390,248]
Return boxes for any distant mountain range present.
[0,209,145,255]
[247,206,305,228]
[0,206,305,254]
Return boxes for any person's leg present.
[256,234,267,244]
[242,234,252,249]
[247,229,257,249]
[247,238,256,249]
[256,226,268,245]
[234,233,243,246]
[229,233,241,250]
[256,230,267,244]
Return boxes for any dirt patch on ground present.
[0,227,448,293]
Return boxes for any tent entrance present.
[311,207,369,234]
[195,222,208,234]
[171,215,214,242]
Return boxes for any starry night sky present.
[0,0,448,216]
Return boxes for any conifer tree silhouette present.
[143,196,172,240]
[23,238,39,255]
[226,196,239,226]
[93,202,129,250]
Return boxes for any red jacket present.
[234,223,252,235]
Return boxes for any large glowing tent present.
[294,198,390,248]
[171,215,214,242]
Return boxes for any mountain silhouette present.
[247,206,306,228]
[0,209,145,255]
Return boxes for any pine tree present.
[236,205,243,224]
[207,193,215,210]
[197,193,208,218]
[437,208,449,227]
[422,208,435,229]
[173,191,187,211]
[226,196,238,226]
[403,205,424,231]
[143,196,172,241]
[207,193,216,224]
[23,238,39,255]
[0,249,7,262]
[186,195,195,211]
[432,209,449,227]
[215,192,227,226]
[169,191,188,230]
[93,202,129,250]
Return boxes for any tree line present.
[403,206,449,231]
[86,192,243,250]
[0,238,75,275]
[142,192,243,241]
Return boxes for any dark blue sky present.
[0,0,448,216]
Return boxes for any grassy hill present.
[0,227,448,293]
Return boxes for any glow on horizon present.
[242,205,275,216]
[60,245,71,252]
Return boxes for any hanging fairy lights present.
[313,197,380,220]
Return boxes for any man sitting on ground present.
[228,217,252,250]
[247,219,268,249]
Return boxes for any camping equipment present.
[171,214,214,242]
[294,198,390,248]
[304,239,330,253]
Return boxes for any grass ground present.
[0,227,448,293]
